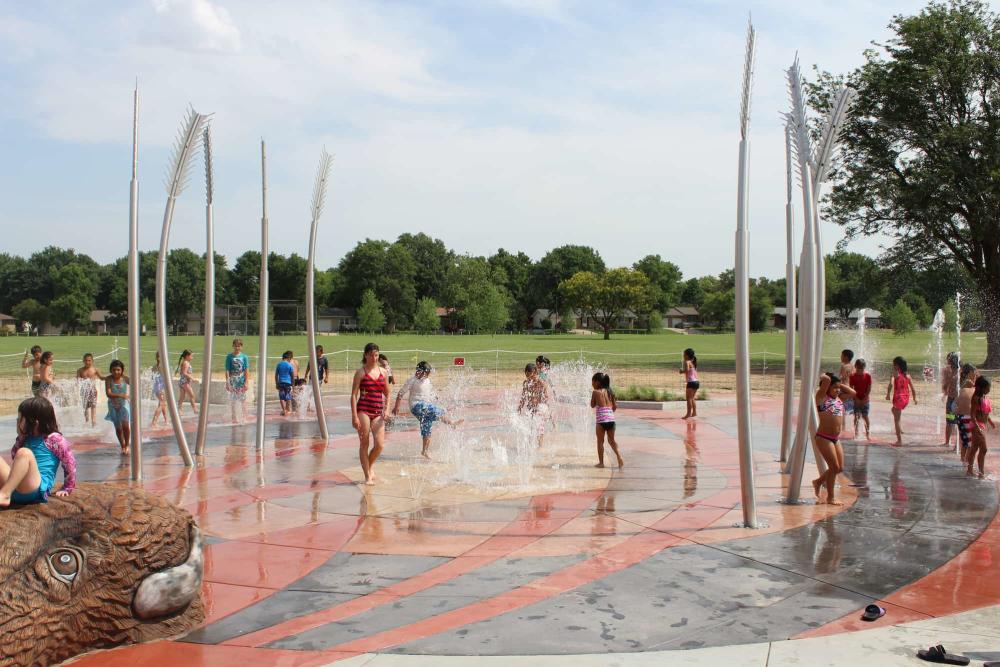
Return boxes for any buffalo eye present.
[47,548,83,585]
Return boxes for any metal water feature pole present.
[127,84,143,481]
[156,108,209,467]
[734,20,758,528]
[195,125,215,457]
[255,140,270,450]
[779,121,796,465]
[306,150,333,441]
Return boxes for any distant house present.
[90,310,110,335]
[529,309,560,329]
[663,305,700,329]
[0,313,14,334]
[848,308,882,328]
[772,307,844,330]
[318,307,357,333]
[435,307,457,332]
[578,309,639,331]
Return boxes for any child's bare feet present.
[421,451,431,460]
[812,478,823,498]
[826,499,844,506]
[364,478,376,486]
[594,462,605,468]
[616,455,624,469]
[0,492,11,508]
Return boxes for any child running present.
[22,345,42,396]
[812,373,856,505]
[956,363,978,463]
[942,352,960,449]
[518,363,552,448]
[885,356,917,447]
[225,338,251,423]
[849,358,873,440]
[591,372,623,468]
[105,360,131,455]
[275,351,295,416]
[38,351,55,399]
[968,375,995,477]
[392,361,462,459]
[0,396,76,507]
[76,353,104,428]
[679,348,699,419]
[176,350,198,416]
[150,352,168,427]
[352,342,389,485]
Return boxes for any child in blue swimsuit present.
[0,396,77,507]
[105,359,132,455]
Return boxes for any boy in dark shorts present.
[849,358,872,440]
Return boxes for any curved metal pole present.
[195,125,215,457]
[255,140,270,450]
[734,20,757,528]
[306,150,333,441]
[779,122,796,466]
[127,84,143,481]
[156,108,208,467]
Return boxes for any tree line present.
[0,239,972,337]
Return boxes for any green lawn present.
[0,330,985,378]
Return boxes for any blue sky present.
[0,0,955,278]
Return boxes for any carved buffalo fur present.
[0,483,204,666]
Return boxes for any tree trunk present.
[603,325,611,340]
[983,292,1000,368]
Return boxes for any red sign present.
[453,357,465,366]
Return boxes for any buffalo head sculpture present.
[0,483,204,666]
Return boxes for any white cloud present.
[150,0,242,52]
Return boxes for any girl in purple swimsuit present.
[813,373,856,506]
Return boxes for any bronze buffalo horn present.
[132,525,204,620]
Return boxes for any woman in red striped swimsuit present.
[352,342,390,485]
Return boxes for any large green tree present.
[529,245,605,313]
[816,0,1000,365]
[48,263,98,332]
[357,289,386,332]
[339,240,417,331]
[558,268,654,340]
[633,255,683,313]
[488,248,535,328]
[826,251,885,317]
[701,290,735,330]
[395,233,452,301]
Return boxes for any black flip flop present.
[916,645,970,665]
[860,604,885,621]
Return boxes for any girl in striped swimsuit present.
[352,342,390,486]
[591,372,623,469]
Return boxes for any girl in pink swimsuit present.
[813,373,856,505]
[885,356,917,447]
[591,372,623,469]
[968,376,995,478]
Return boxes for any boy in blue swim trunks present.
[392,361,462,459]
[275,351,295,416]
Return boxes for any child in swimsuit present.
[813,373,856,505]
[849,359,873,440]
[956,363,977,464]
[150,353,168,427]
[76,353,104,428]
[679,348,699,419]
[352,342,390,485]
[38,351,55,399]
[591,372,623,468]
[839,349,855,415]
[968,376,995,478]
[393,361,462,459]
[519,363,552,448]
[22,345,42,396]
[176,350,198,416]
[225,339,251,424]
[885,356,917,447]
[0,396,76,507]
[105,359,131,455]
[942,352,960,449]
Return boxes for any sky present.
[0,0,964,279]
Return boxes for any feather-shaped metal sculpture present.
[196,123,216,456]
[733,18,758,528]
[305,149,334,440]
[156,108,209,467]
[811,86,855,188]
[779,121,797,466]
[255,140,270,451]
[127,83,143,480]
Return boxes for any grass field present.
[0,329,986,374]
